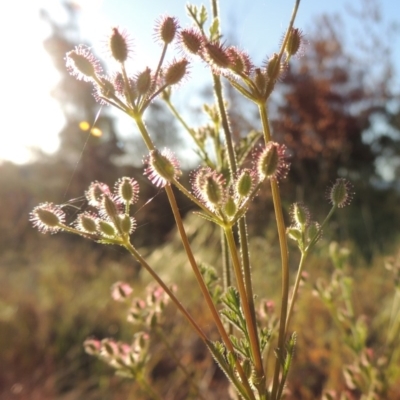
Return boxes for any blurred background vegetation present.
[1,0,400,399]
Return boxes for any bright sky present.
[0,0,398,164]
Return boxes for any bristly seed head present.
[164,58,189,86]
[66,45,102,82]
[255,142,290,181]
[235,169,256,198]
[266,53,283,81]
[290,202,310,228]
[191,167,226,211]
[85,181,111,207]
[108,27,132,63]
[30,203,66,234]
[144,149,181,188]
[204,41,231,70]
[155,16,179,44]
[135,68,153,96]
[114,177,140,205]
[75,212,98,233]
[179,28,203,56]
[100,194,122,221]
[226,47,253,76]
[285,27,303,59]
[327,178,353,208]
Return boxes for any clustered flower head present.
[287,179,353,251]
[30,178,140,242]
[190,153,286,222]
[64,20,189,114]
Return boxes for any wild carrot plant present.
[30,1,365,398]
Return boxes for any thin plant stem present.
[164,184,255,399]
[285,252,307,331]
[134,115,254,398]
[224,226,265,395]
[269,179,290,400]
[264,0,301,100]
[213,62,265,399]
[258,104,290,400]
[208,5,263,392]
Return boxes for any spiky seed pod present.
[205,176,224,206]
[179,28,203,56]
[119,214,136,235]
[135,68,153,96]
[155,16,179,44]
[255,142,290,181]
[109,27,131,63]
[287,226,302,242]
[164,58,189,86]
[226,47,253,76]
[144,149,181,188]
[327,179,353,208]
[86,181,111,207]
[98,220,117,237]
[75,212,98,233]
[266,53,282,81]
[306,221,322,244]
[100,195,121,222]
[290,203,310,228]
[191,168,226,211]
[30,203,65,234]
[65,45,102,82]
[114,177,140,205]
[93,77,116,105]
[235,169,256,198]
[254,68,268,94]
[285,28,303,59]
[224,196,237,218]
[204,41,231,69]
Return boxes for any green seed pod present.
[98,221,117,237]
[79,214,98,233]
[224,196,237,218]
[285,28,302,59]
[236,169,254,198]
[287,226,302,242]
[266,53,281,81]
[291,203,310,228]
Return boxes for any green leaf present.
[209,17,220,40]
[199,5,208,25]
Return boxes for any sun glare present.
[0,1,65,164]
